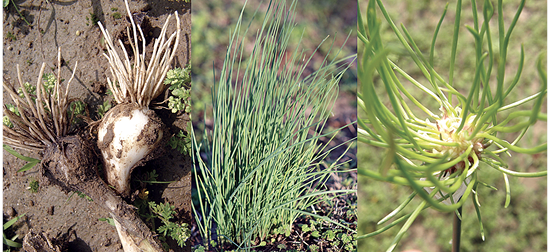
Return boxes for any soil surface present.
[3,0,192,251]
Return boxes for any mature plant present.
[192,0,355,249]
[358,0,546,251]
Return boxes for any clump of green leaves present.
[164,66,191,113]
[167,130,192,155]
[27,179,39,193]
[16,73,58,101]
[192,0,355,249]
[3,104,19,128]
[97,101,112,118]
[112,12,122,19]
[6,31,16,41]
[17,82,36,99]
[149,202,190,248]
[3,213,26,249]
[68,100,86,123]
[86,12,99,26]
[42,73,57,94]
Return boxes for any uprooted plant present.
[3,0,189,249]
[96,0,180,198]
[3,48,166,251]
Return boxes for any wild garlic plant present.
[97,0,181,197]
[358,0,546,250]
[3,48,167,251]
[192,0,355,249]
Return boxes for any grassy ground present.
[358,0,547,251]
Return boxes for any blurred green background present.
[191,0,357,128]
[358,0,547,251]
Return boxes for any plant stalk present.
[452,206,462,252]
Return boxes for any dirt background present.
[3,0,191,251]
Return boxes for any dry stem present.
[3,48,77,153]
[98,0,181,107]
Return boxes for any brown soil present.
[3,0,192,251]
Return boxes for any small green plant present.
[167,130,192,155]
[99,217,116,226]
[86,12,99,26]
[69,101,85,115]
[66,190,93,202]
[3,0,31,26]
[68,100,86,123]
[6,31,16,41]
[164,66,191,113]
[42,73,58,94]
[27,179,39,193]
[3,213,26,249]
[97,100,111,118]
[17,81,35,98]
[2,145,41,172]
[3,104,19,128]
[149,201,190,248]
[112,12,122,19]
[77,191,93,201]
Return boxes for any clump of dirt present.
[22,227,77,252]
[3,1,192,251]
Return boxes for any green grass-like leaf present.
[192,0,355,249]
[3,144,41,172]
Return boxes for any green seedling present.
[66,190,93,202]
[167,130,192,155]
[3,0,31,26]
[3,145,40,172]
[27,179,39,193]
[99,217,116,226]
[68,100,86,124]
[6,31,16,41]
[97,100,111,118]
[149,201,190,248]
[42,73,58,94]
[3,104,19,128]
[112,12,122,19]
[3,213,26,249]
[164,66,191,113]
[86,12,99,26]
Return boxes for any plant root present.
[40,134,165,251]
